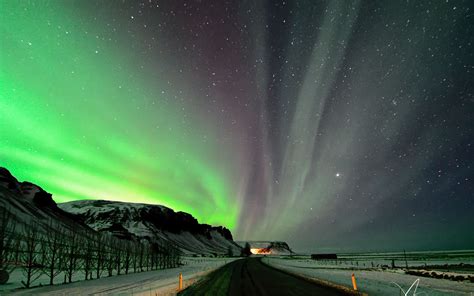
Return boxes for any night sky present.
[1,0,473,252]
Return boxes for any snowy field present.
[263,251,474,295]
[1,257,237,295]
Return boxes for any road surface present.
[180,257,347,296]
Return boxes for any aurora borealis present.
[1,1,473,252]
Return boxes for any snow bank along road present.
[6,257,235,295]
[264,257,474,296]
[179,257,353,295]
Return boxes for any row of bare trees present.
[0,206,181,288]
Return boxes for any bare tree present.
[104,235,115,277]
[0,206,16,273]
[43,220,64,285]
[162,242,169,269]
[95,232,106,279]
[155,241,164,270]
[150,242,156,270]
[10,232,22,271]
[123,240,132,275]
[137,241,147,272]
[114,238,123,275]
[173,245,181,267]
[144,242,150,271]
[20,222,42,288]
[132,242,139,273]
[64,227,80,283]
[82,233,95,280]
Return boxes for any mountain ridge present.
[59,199,241,255]
[0,166,240,256]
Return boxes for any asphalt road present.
[180,257,347,296]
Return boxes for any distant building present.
[311,254,337,260]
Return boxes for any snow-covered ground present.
[2,257,237,295]
[263,256,474,295]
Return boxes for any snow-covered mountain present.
[59,200,241,256]
[0,166,241,256]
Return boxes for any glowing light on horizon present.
[251,248,271,255]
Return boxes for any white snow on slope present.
[58,200,241,256]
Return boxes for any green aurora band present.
[0,2,239,229]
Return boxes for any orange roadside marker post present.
[351,273,358,291]
[178,273,183,291]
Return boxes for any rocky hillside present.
[0,167,83,224]
[59,200,241,256]
[0,166,240,256]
